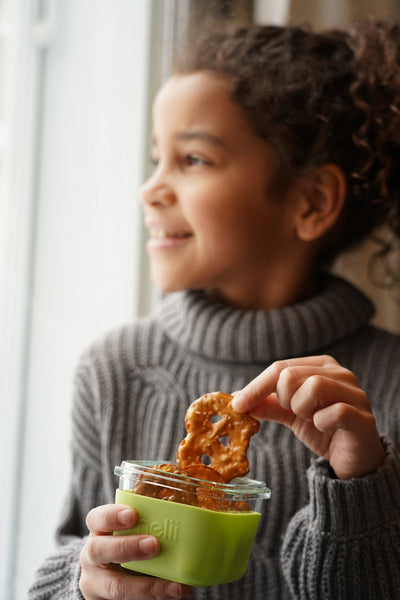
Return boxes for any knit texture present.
[27,275,400,599]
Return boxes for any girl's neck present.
[206,266,319,311]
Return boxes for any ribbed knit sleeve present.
[26,539,85,600]
[281,439,400,599]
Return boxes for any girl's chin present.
[150,275,190,294]
[149,265,220,296]
[150,263,203,294]
[151,275,208,295]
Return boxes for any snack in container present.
[114,460,271,586]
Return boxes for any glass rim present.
[115,460,271,500]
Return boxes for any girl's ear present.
[294,164,347,242]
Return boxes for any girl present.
[29,18,400,600]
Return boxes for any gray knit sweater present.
[28,275,400,599]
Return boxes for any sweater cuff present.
[307,437,400,535]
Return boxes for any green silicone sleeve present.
[114,488,261,586]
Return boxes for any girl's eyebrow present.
[174,130,224,146]
[150,131,225,150]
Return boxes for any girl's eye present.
[149,154,212,170]
[184,154,210,167]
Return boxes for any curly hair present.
[175,20,400,286]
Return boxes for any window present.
[0,1,162,597]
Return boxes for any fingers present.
[83,531,160,566]
[130,578,193,600]
[80,567,194,600]
[80,504,194,599]
[239,359,368,424]
[232,355,338,412]
[84,504,159,565]
[233,356,367,420]
[285,372,369,421]
[233,355,385,480]
[248,393,295,427]
[313,402,377,434]
[313,405,386,479]
[86,504,138,535]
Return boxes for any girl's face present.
[141,72,304,309]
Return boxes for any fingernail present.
[118,508,134,526]
[231,394,244,410]
[166,582,184,598]
[138,536,157,556]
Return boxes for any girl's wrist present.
[307,438,400,536]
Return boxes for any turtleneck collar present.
[155,275,374,364]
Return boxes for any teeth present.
[150,229,167,239]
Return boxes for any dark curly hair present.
[175,19,400,287]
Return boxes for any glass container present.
[114,460,271,586]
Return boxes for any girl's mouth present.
[149,229,192,240]
[147,228,193,251]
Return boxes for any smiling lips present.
[146,226,192,251]
[150,228,191,239]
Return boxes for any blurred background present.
[1,1,399,598]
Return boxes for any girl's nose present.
[140,168,176,208]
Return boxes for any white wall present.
[0,1,155,598]
[254,0,290,24]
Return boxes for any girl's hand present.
[232,355,385,479]
[79,504,193,600]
